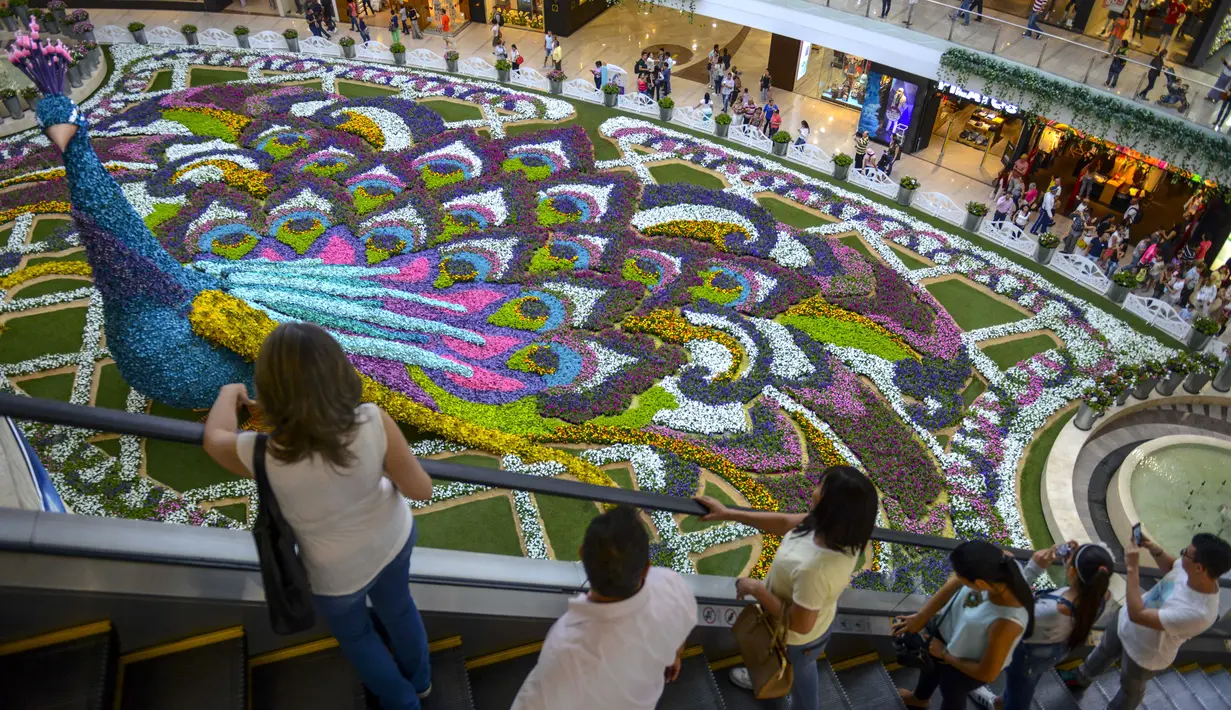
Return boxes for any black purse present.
[251,434,316,635]
[894,596,954,674]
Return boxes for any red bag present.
[515,55,524,65]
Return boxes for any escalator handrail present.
[3,393,1226,587]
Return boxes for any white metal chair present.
[459,56,497,80]
[196,28,238,48]
[1123,294,1193,342]
[563,78,601,104]
[511,66,549,91]
[300,36,342,57]
[356,40,393,62]
[406,48,447,70]
[145,26,187,45]
[95,25,135,44]
[249,30,288,50]
[617,91,657,116]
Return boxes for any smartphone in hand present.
[1131,522,1143,547]
[1056,543,1072,558]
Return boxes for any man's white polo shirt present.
[511,567,698,710]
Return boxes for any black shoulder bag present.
[894,594,956,674]
[251,434,316,634]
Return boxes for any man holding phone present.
[1061,530,1230,709]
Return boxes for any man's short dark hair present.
[1192,533,1231,580]
[581,506,649,599]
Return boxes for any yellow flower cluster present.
[641,220,747,251]
[187,290,615,488]
[0,168,67,188]
[0,201,72,224]
[623,309,743,380]
[784,296,921,360]
[190,106,253,141]
[171,160,272,198]
[337,111,385,149]
[538,424,781,578]
[0,260,92,291]
[788,412,848,471]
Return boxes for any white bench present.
[850,167,895,198]
[406,48,447,70]
[563,78,601,104]
[1123,294,1193,342]
[356,40,393,62]
[1048,251,1112,295]
[916,191,964,227]
[197,28,238,48]
[249,30,288,50]
[731,124,771,153]
[95,25,135,44]
[786,142,832,174]
[146,25,187,45]
[459,56,497,80]
[301,36,342,57]
[617,91,657,116]
[511,66,549,91]
[978,220,1036,258]
[673,106,714,133]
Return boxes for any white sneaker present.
[969,686,999,710]
[729,667,754,691]
[417,684,432,700]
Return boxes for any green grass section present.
[696,545,753,577]
[147,70,172,91]
[590,385,678,428]
[416,495,524,556]
[936,435,950,450]
[31,218,69,243]
[441,453,501,469]
[419,99,483,122]
[781,314,915,361]
[188,68,249,87]
[980,334,1058,370]
[536,492,600,561]
[681,482,737,533]
[27,251,87,266]
[11,278,90,299]
[1021,409,1076,552]
[648,163,725,190]
[93,438,122,458]
[17,372,76,401]
[145,204,181,231]
[891,245,930,270]
[606,465,635,489]
[213,503,248,522]
[961,377,987,407]
[143,401,238,492]
[338,81,400,98]
[925,279,1027,331]
[504,105,622,161]
[0,307,86,363]
[95,363,131,411]
[757,196,826,230]
[838,235,875,262]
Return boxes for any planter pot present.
[26,96,39,114]
[603,93,618,108]
[1187,330,1213,351]
[1131,376,1158,400]
[185,31,198,45]
[771,141,789,156]
[897,186,915,207]
[44,18,59,33]
[52,8,66,21]
[834,163,850,181]
[396,52,408,66]
[1035,245,1055,265]
[659,106,674,122]
[549,79,563,94]
[3,96,22,120]
[496,67,509,80]
[286,37,299,52]
[132,28,147,44]
[963,212,984,232]
[1113,389,1130,406]
[1183,371,1212,394]
[238,35,251,49]
[15,6,29,24]
[67,65,82,88]
[90,47,101,69]
[1107,282,1131,304]
[1,16,16,32]
[82,29,95,42]
[1074,402,1100,431]
[1212,358,1231,393]
[715,122,730,138]
[1155,370,1184,396]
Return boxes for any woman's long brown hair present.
[255,322,364,467]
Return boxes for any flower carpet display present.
[0,44,1174,589]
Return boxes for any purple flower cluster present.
[638,183,778,258]
[539,331,686,422]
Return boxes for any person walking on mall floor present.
[1024,0,1047,38]
[1138,49,1167,98]
[551,40,563,72]
[1062,206,1086,253]
[388,13,400,45]
[1214,86,1231,130]
[357,17,370,43]
[710,60,724,98]
[721,71,735,113]
[760,69,772,103]
[992,191,1014,227]
[1105,39,1129,88]
[795,120,810,146]
[1158,0,1185,51]
[1060,533,1230,710]
[1030,184,1059,235]
[408,6,422,39]
[510,506,697,709]
[203,322,435,710]
[1206,56,1231,100]
[880,0,892,18]
[695,466,879,710]
[969,542,1114,710]
[1108,12,1129,53]
[359,0,374,15]
[542,31,554,67]
[853,130,870,169]
[1130,0,1149,41]
[347,0,358,30]
[893,540,1034,710]
[878,137,902,175]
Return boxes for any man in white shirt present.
[1062,533,1229,710]
[511,506,697,710]
[1030,184,1059,235]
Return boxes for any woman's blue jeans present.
[760,630,832,710]
[1002,641,1070,710]
[314,524,430,710]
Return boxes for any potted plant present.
[339,35,356,58]
[1156,354,1191,396]
[897,176,920,207]
[35,10,58,35]
[1130,359,1164,400]
[0,7,16,33]
[11,0,29,25]
[73,21,94,42]
[1183,353,1221,394]
[283,28,299,52]
[1188,316,1219,351]
[1075,385,1112,430]
[445,50,459,73]
[129,21,147,44]
[234,25,250,49]
[1213,354,1231,393]
[964,201,987,232]
[48,0,66,22]
[601,82,620,108]
[391,42,407,65]
[771,129,791,156]
[547,68,566,94]
[1,88,23,120]
[657,95,674,122]
[714,111,732,138]
[832,152,853,181]
[182,24,198,45]
[1101,370,1131,406]
[67,57,82,88]
[20,86,40,114]
[1107,270,1135,305]
[1035,232,1060,265]
[494,57,511,80]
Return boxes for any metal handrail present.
[3,393,1226,587]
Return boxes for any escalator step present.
[1210,672,1231,707]
[250,645,364,710]
[1077,669,1120,710]
[712,665,762,710]
[886,665,989,710]
[836,660,906,709]
[657,654,726,709]
[0,627,115,710]
[1182,669,1231,710]
[1153,670,1199,710]
[817,660,854,709]
[118,633,245,710]
[1141,677,1179,710]
[1031,668,1080,710]
[422,645,475,710]
[467,652,540,710]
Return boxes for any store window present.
[878,77,919,144]
[928,82,1024,160]
[490,0,543,29]
[820,52,869,109]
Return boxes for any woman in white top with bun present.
[694,465,879,710]
[204,322,434,710]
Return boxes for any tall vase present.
[1155,370,1184,396]
[1131,376,1158,400]
[1074,402,1099,431]
[1183,370,1212,394]
[1213,358,1231,393]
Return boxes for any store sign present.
[936,81,1019,115]
[797,41,812,81]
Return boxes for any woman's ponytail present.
[1001,555,1037,640]
[1068,544,1114,649]
[950,541,1036,639]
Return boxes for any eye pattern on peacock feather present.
[434,175,535,245]
[404,132,493,190]
[532,172,640,228]
[345,165,408,215]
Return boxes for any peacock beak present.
[46,123,78,152]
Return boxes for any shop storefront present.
[468,0,604,35]
[919,81,1024,159]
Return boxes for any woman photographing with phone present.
[970,541,1113,710]
[893,540,1035,710]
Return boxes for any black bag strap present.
[252,434,283,519]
